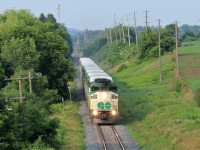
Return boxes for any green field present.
[179,41,200,91]
[100,44,200,149]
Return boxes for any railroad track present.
[96,124,125,150]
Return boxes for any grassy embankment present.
[51,81,85,150]
[96,42,200,149]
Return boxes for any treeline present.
[77,23,200,65]
[0,9,74,149]
[77,24,177,66]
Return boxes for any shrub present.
[176,80,182,93]
[117,64,127,72]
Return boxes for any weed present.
[176,80,182,93]
[194,87,200,107]
[117,64,127,72]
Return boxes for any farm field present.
[179,41,200,91]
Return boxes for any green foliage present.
[0,9,74,99]
[82,37,107,57]
[24,137,54,150]
[2,37,39,70]
[138,27,175,61]
[175,80,182,93]
[138,28,157,60]
[194,87,200,107]
[0,9,75,149]
[117,64,128,72]
[0,57,14,89]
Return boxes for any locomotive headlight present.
[102,92,107,99]
[111,110,117,116]
[93,110,98,116]
[91,94,97,99]
[111,94,118,99]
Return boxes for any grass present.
[103,51,200,149]
[51,102,85,150]
[90,41,200,149]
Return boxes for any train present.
[80,57,119,123]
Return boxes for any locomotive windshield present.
[91,86,100,92]
[109,86,118,92]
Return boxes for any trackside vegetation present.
[78,24,200,149]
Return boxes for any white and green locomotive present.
[80,57,119,123]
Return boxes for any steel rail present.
[97,124,107,150]
[111,125,125,150]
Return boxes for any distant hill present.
[68,28,83,37]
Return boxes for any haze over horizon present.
[0,0,200,30]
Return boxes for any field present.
[179,41,200,91]
[101,43,200,149]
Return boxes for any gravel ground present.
[72,50,139,150]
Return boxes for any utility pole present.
[18,77,23,103]
[175,20,179,76]
[121,18,125,43]
[119,22,122,41]
[110,27,112,45]
[127,14,131,47]
[28,72,32,94]
[134,12,139,52]
[114,14,118,44]
[158,19,162,83]
[57,3,61,24]
[145,10,149,36]
[5,72,33,103]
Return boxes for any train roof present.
[89,75,113,83]
[86,70,105,74]
[80,57,113,83]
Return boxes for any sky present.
[0,0,200,30]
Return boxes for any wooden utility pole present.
[114,14,118,44]
[5,72,33,103]
[121,18,125,43]
[175,20,179,76]
[119,23,122,41]
[18,77,23,103]
[109,27,112,45]
[145,10,149,35]
[158,19,162,83]
[127,14,131,47]
[134,12,139,52]
[106,28,109,45]
[28,72,32,94]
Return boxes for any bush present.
[194,87,200,107]
[176,80,182,93]
[117,64,127,72]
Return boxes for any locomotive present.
[80,57,119,123]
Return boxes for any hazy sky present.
[0,0,200,30]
